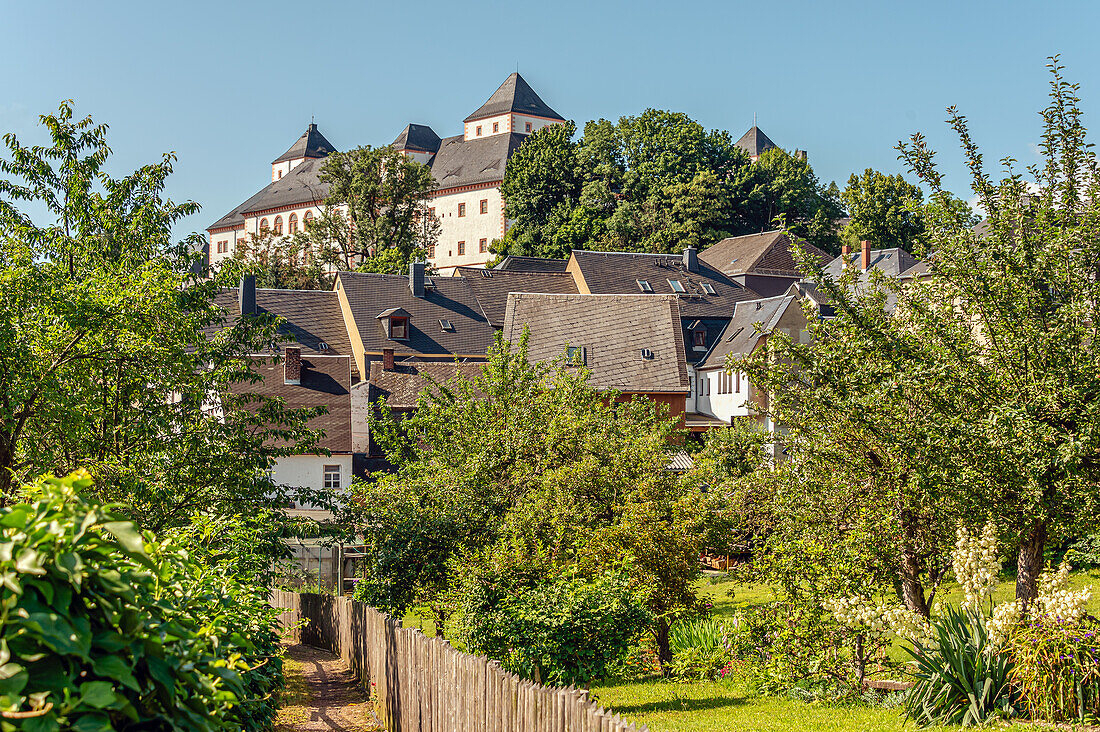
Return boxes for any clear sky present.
[2,0,1098,237]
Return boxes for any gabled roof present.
[494,255,570,272]
[734,125,778,158]
[428,133,526,190]
[455,267,579,328]
[699,295,798,369]
[699,230,829,278]
[368,361,484,410]
[229,354,352,453]
[209,157,330,230]
[335,271,494,356]
[392,124,442,154]
[568,250,761,320]
[502,293,690,393]
[272,123,337,164]
[464,72,565,123]
[208,288,357,378]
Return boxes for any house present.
[502,293,690,420]
[698,230,830,297]
[207,73,566,274]
[456,267,579,328]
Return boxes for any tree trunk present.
[1016,518,1048,611]
[898,511,930,618]
[655,618,672,673]
[854,633,867,690]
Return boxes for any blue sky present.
[2,0,1098,237]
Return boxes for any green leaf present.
[0,662,28,696]
[91,655,139,692]
[0,508,28,529]
[103,522,146,556]
[14,548,46,576]
[79,680,116,709]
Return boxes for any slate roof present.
[455,267,579,327]
[272,123,337,164]
[699,295,797,370]
[392,124,442,154]
[568,250,761,320]
[429,132,526,190]
[209,157,330,230]
[735,125,778,158]
[494,255,570,272]
[209,288,357,377]
[502,293,690,393]
[464,73,564,123]
[699,230,829,278]
[336,271,495,356]
[230,354,353,453]
[368,361,484,409]
[823,248,923,279]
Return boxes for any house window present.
[458,203,466,217]
[479,238,487,253]
[668,279,686,293]
[260,218,269,232]
[525,122,532,132]
[323,464,341,490]
[637,280,652,292]
[273,216,283,235]
[693,330,706,349]
[389,316,409,340]
[476,125,483,136]
[701,282,716,295]
[493,122,499,133]
[439,319,454,331]
[457,241,465,255]
[303,210,314,227]
[735,371,741,392]
[217,240,227,253]
[289,213,298,234]
[480,199,488,214]
[429,207,436,218]
[566,346,586,365]
[427,244,435,258]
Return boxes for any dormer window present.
[692,330,707,350]
[668,279,686,293]
[637,279,653,292]
[439,319,454,332]
[390,317,409,339]
[376,307,412,341]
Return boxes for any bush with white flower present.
[952,522,1001,613]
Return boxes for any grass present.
[274,653,313,730]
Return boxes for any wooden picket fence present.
[271,591,647,732]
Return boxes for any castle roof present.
[429,132,526,190]
[464,73,564,123]
[734,125,777,158]
[392,124,442,154]
[272,123,337,164]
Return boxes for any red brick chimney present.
[382,347,395,371]
[284,346,301,385]
[860,240,871,271]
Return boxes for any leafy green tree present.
[0,102,319,528]
[841,168,926,251]
[231,228,332,289]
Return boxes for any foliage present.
[904,606,1016,727]
[230,228,332,290]
[457,569,651,685]
[840,168,926,251]
[667,618,733,681]
[348,333,706,672]
[1066,535,1100,569]
[1007,616,1100,722]
[0,102,319,529]
[0,471,283,731]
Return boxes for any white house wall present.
[430,186,504,270]
[273,453,353,510]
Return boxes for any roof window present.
[727,327,744,343]
[640,348,654,360]
[701,282,716,295]
[668,279,686,293]
[637,279,652,292]
[439,319,454,332]
[481,270,494,278]
[566,346,586,366]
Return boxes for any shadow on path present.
[277,643,381,732]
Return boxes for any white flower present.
[824,596,932,644]
[1035,562,1090,623]
[987,600,1021,648]
[952,522,1001,612]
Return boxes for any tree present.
[231,228,331,289]
[317,145,440,270]
[841,168,926,251]
[0,102,320,528]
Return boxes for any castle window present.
[273,216,283,235]
[289,213,298,234]
[479,238,487,253]
[480,199,488,214]
[217,240,228,253]
[457,241,465,255]
[260,218,269,232]
[427,244,435,258]
[476,125,483,136]
[458,203,466,217]
[277,170,283,179]
[303,210,314,227]
[429,207,436,218]
[493,122,499,133]
[525,122,532,132]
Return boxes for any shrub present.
[1065,534,1100,569]
[905,606,1016,727]
[0,471,283,730]
[667,617,733,680]
[1008,616,1100,722]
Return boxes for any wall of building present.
[429,186,504,270]
[511,114,558,136]
[273,453,353,509]
[464,114,512,141]
[271,156,309,182]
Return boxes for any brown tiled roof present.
[336,271,494,357]
[699,230,829,278]
[502,293,689,393]
[456,267,579,327]
[230,354,353,453]
[368,361,484,409]
[568,250,761,320]
[699,295,797,370]
[209,288,358,378]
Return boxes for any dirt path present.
[276,643,382,731]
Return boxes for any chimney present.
[239,275,257,316]
[861,240,871,271]
[409,261,425,298]
[382,347,395,371]
[841,243,851,256]
[284,346,301,385]
[682,246,698,273]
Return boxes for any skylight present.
[439,319,454,332]
[701,283,716,295]
[668,279,686,293]
[637,279,653,292]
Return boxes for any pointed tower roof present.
[392,124,442,154]
[272,123,337,164]
[464,73,564,123]
[734,125,778,158]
